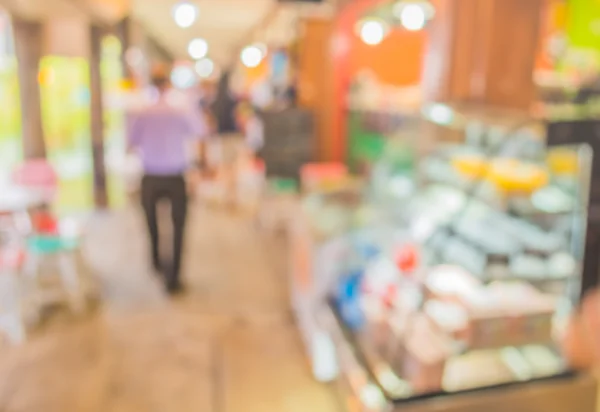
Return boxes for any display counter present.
[291,105,598,411]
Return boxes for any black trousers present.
[141,174,188,286]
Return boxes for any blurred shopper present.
[128,69,207,294]
[236,101,264,156]
[229,101,264,207]
[196,82,218,176]
[211,71,238,135]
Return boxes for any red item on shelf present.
[395,244,419,274]
[300,162,348,191]
[301,162,347,181]
[32,212,59,235]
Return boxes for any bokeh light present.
[173,2,198,28]
[195,58,215,78]
[359,19,386,46]
[241,46,263,68]
[188,38,208,60]
[400,4,426,31]
[170,65,197,89]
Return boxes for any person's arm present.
[563,290,600,368]
[182,110,209,169]
[183,109,209,140]
[126,112,144,153]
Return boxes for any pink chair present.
[11,159,58,202]
[12,159,85,315]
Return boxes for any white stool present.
[24,237,85,315]
[0,249,27,344]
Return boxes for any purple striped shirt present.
[128,97,207,176]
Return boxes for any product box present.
[424,265,482,304]
[402,315,452,393]
[424,266,555,350]
[459,283,555,350]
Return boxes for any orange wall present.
[329,0,427,161]
[348,28,426,86]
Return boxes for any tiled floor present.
[0,202,340,412]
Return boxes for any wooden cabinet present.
[298,18,334,160]
[422,0,543,109]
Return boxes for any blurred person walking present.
[128,69,207,294]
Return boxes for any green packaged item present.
[268,178,298,194]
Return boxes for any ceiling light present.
[173,2,198,28]
[359,19,386,46]
[400,4,426,31]
[241,46,263,68]
[188,38,208,60]
[195,58,214,78]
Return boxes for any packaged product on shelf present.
[461,282,556,349]
[422,264,556,349]
[523,232,565,256]
[360,255,402,353]
[443,350,515,392]
[485,254,511,279]
[440,238,488,277]
[547,251,577,278]
[402,315,453,393]
[336,272,366,331]
[529,186,574,214]
[520,345,564,377]
[494,217,563,254]
[424,265,482,303]
[487,159,549,193]
[424,300,471,344]
[384,307,413,363]
[509,254,548,279]
[455,290,511,349]
[453,218,522,256]
[361,297,393,355]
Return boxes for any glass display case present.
[323,106,597,411]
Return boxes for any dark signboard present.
[260,108,314,180]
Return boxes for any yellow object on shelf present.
[487,159,549,193]
[451,155,488,179]
[547,149,578,175]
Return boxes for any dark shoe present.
[151,263,164,278]
[166,281,185,296]
[152,258,161,272]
